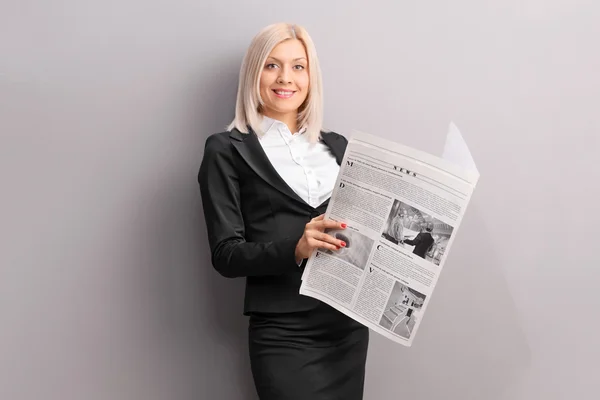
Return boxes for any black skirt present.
[248,301,369,400]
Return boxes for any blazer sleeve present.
[403,233,422,246]
[198,133,302,278]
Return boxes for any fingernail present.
[340,241,346,247]
[341,223,347,228]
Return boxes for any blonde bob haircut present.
[226,22,325,143]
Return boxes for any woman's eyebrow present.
[267,56,307,63]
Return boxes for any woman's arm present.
[403,233,422,246]
[198,133,302,278]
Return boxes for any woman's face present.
[259,39,309,122]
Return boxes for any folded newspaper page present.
[300,123,480,346]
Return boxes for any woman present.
[388,211,405,244]
[198,23,369,399]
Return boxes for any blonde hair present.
[226,22,325,143]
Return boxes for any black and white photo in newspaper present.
[299,124,479,346]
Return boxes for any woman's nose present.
[277,67,292,83]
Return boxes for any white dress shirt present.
[257,116,340,208]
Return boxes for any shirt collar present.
[260,115,307,137]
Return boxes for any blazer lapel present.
[320,131,347,165]
[229,129,308,205]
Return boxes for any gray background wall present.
[1,0,598,399]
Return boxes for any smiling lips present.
[272,89,295,99]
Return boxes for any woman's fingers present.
[309,238,340,252]
[297,216,349,259]
[310,232,346,248]
[309,217,346,231]
[321,219,346,230]
[311,214,325,222]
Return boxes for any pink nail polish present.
[340,241,346,247]
[341,223,347,228]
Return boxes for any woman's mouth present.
[272,89,295,99]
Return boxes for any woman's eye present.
[294,65,305,70]
[266,63,278,69]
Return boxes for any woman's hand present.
[295,214,347,263]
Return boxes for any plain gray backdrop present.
[1,0,598,399]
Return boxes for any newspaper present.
[299,123,480,346]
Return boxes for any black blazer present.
[198,127,348,314]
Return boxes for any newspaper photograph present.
[381,199,455,266]
[299,123,480,346]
